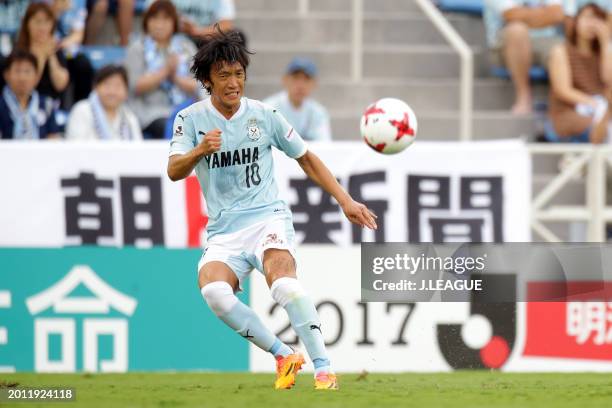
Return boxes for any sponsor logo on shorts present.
[262,233,284,247]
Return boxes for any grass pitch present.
[1,372,611,408]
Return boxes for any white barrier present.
[528,144,612,242]
[249,246,612,372]
[0,140,530,247]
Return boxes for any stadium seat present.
[491,65,549,82]
[80,46,126,70]
[437,0,483,15]
[135,0,148,14]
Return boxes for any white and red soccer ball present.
[360,98,418,154]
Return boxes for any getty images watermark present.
[371,252,486,291]
[361,243,612,302]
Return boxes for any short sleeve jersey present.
[169,97,308,239]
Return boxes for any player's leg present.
[198,260,294,359]
[264,249,337,390]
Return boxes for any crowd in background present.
[0,0,331,141]
[485,0,612,143]
[3,0,612,144]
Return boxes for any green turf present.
[1,372,611,408]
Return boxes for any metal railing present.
[351,0,364,82]
[298,0,310,16]
[414,0,474,141]
[528,144,612,242]
[296,0,474,141]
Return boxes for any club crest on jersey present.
[247,118,261,141]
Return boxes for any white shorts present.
[197,216,297,290]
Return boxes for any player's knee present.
[200,281,238,316]
[270,277,306,307]
[263,250,295,282]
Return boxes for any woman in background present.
[126,0,198,139]
[46,0,95,104]
[0,50,60,139]
[66,64,142,141]
[548,3,612,143]
[15,2,70,108]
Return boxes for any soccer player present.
[167,29,377,390]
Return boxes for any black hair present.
[3,49,38,72]
[93,64,129,88]
[190,25,253,94]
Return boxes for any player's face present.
[95,74,128,110]
[284,71,316,106]
[146,12,175,43]
[208,61,246,111]
[4,61,38,97]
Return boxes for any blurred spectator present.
[0,50,60,139]
[548,3,612,143]
[41,0,94,104]
[42,0,88,52]
[14,2,70,108]
[0,0,29,55]
[0,1,29,98]
[147,0,237,42]
[66,64,142,140]
[263,58,332,142]
[126,0,198,139]
[484,0,564,114]
[85,0,134,46]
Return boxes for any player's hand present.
[341,199,377,230]
[198,129,222,155]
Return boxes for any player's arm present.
[296,150,377,230]
[167,129,221,181]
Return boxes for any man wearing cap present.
[263,57,332,142]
